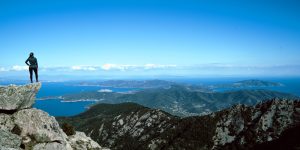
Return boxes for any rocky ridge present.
[212,99,300,149]
[0,83,106,150]
[59,98,300,150]
[58,103,177,149]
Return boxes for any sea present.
[34,82,138,116]
[1,77,299,117]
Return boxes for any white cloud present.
[71,66,98,71]
[1,64,299,76]
[101,63,177,71]
[11,65,28,71]
[144,64,177,69]
[0,64,178,72]
[101,64,137,71]
[98,89,113,92]
[0,67,8,72]
[101,64,119,70]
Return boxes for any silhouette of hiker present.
[25,52,38,83]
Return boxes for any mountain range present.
[210,79,283,89]
[75,79,282,89]
[57,99,300,150]
[77,80,177,89]
[62,85,298,116]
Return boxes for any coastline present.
[61,99,103,102]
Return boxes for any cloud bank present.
[38,64,178,71]
[1,64,299,76]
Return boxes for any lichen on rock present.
[0,113,14,131]
[0,129,22,149]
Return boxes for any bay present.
[33,82,138,116]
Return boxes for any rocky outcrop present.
[13,108,71,149]
[57,103,177,149]
[0,83,105,150]
[0,83,41,111]
[58,102,225,149]
[212,99,300,149]
[68,132,103,150]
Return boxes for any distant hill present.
[62,85,298,116]
[75,79,211,92]
[57,99,300,150]
[74,79,285,93]
[211,79,283,89]
[77,79,176,88]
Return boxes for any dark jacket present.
[25,56,38,68]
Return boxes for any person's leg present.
[29,68,33,83]
[33,68,38,82]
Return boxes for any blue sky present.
[0,0,300,77]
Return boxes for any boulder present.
[0,83,41,111]
[13,108,68,143]
[68,131,102,150]
[0,129,22,149]
[32,142,72,150]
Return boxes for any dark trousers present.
[29,67,38,83]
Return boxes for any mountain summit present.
[0,83,106,150]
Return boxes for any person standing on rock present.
[25,52,39,83]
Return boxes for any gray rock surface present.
[0,113,14,131]
[0,147,20,150]
[0,83,41,110]
[13,108,68,144]
[32,142,72,150]
[212,99,300,149]
[68,132,102,150]
[0,83,105,150]
[0,129,22,149]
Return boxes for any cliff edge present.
[0,83,106,150]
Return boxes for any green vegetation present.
[77,79,177,88]
[211,79,283,88]
[57,102,222,150]
[61,123,75,136]
[57,99,300,150]
[62,85,298,116]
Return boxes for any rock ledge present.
[0,83,41,111]
[0,83,106,150]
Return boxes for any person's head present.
[29,52,34,57]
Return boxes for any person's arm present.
[36,59,38,68]
[25,58,30,66]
